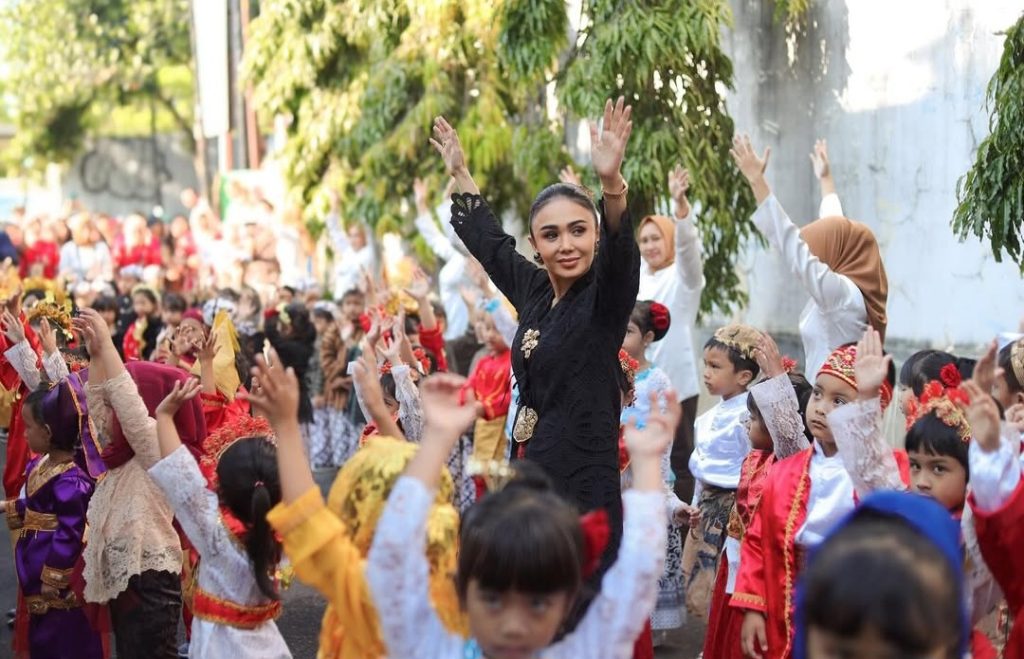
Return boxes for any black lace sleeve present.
[449,192,544,311]
[594,200,641,327]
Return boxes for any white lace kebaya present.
[366,477,666,659]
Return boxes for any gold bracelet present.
[601,178,629,199]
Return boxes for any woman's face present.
[132,293,156,318]
[528,198,597,286]
[638,222,669,270]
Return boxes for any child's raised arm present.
[246,350,313,504]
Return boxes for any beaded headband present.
[1011,339,1024,387]
[905,364,971,442]
[818,344,894,411]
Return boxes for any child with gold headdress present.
[681,323,761,621]
[252,349,465,659]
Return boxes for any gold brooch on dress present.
[521,329,540,359]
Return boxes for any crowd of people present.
[0,93,1020,659]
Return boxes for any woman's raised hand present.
[156,378,202,418]
[809,139,830,180]
[71,308,114,357]
[590,97,633,185]
[246,349,300,430]
[668,165,691,218]
[854,328,892,401]
[429,117,467,176]
[730,134,771,186]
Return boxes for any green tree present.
[953,13,1024,270]
[245,0,758,314]
[0,0,195,170]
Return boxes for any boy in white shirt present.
[681,323,761,621]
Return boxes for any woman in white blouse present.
[731,135,889,377]
[636,166,704,502]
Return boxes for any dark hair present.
[312,308,334,323]
[282,286,297,297]
[218,287,242,304]
[998,343,1023,393]
[340,288,364,303]
[954,357,976,382]
[24,388,78,453]
[216,437,282,601]
[457,462,584,601]
[91,295,119,313]
[379,372,397,403]
[801,511,962,659]
[404,313,422,337]
[704,337,761,380]
[899,350,940,388]
[746,372,814,444]
[162,292,187,314]
[131,287,158,307]
[902,351,957,397]
[630,300,670,342]
[527,183,599,234]
[905,413,969,479]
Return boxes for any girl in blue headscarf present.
[794,491,968,659]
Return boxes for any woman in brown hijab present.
[731,134,888,376]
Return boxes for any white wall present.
[722,0,1024,349]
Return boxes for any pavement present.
[0,465,707,659]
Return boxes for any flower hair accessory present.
[781,356,798,374]
[648,302,671,332]
[618,349,640,406]
[199,416,277,491]
[905,375,972,442]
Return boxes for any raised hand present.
[559,165,582,187]
[961,380,1001,453]
[730,134,771,187]
[854,328,892,401]
[420,373,481,440]
[668,165,692,218]
[429,116,468,176]
[809,139,830,179]
[71,308,114,357]
[38,318,58,356]
[623,389,680,493]
[156,378,202,417]
[1,310,24,345]
[754,332,786,379]
[590,97,633,185]
[376,335,403,367]
[403,268,431,302]
[197,331,219,364]
[972,340,998,396]
[246,349,300,430]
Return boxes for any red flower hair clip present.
[939,363,962,389]
[905,376,971,442]
[781,356,798,374]
[648,302,671,332]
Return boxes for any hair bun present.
[648,302,671,341]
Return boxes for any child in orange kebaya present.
[703,333,812,659]
[733,337,910,659]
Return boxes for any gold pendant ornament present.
[512,406,538,443]
[521,329,540,359]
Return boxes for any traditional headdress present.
[326,436,466,641]
[1010,338,1024,389]
[647,301,671,340]
[39,371,106,480]
[199,416,276,492]
[818,344,894,411]
[904,364,971,442]
[618,348,640,406]
[712,323,761,361]
[27,294,74,341]
[21,276,66,304]
[0,266,20,301]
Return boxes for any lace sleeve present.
[750,374,810,459]
[393,365,423,443]
[103,370,161,469]
[4,340,40,391]
[548,491,666,659]
[148,445,226,558]
[43,350,69,383]
[85,382,112,446]
[829,397,905,497]
[366,477,461,657]
[448,193,544,312]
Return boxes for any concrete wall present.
[63,135,199,219]
[721,0,1024,351]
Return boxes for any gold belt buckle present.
[512,406,538,443]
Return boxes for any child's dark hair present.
[630,300,670,342]
[801,510,963,659]
[24,387,79,453]
[91,295,119,314]
[955,357,976,382]
[703,336,760,379]
[905,413,969,479]
[746,372,814,443]
[312,307,334,324]
[216,437,282,601]
[379,372,397,403]
[340,288,364,303]
[528,183,599,234]
[901,350,957,396]
[132,287,159,307]
[404,313,422,337]
[457,462,583,602]
[998,342,1023,393]
[162,292,187,314]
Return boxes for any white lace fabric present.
[82,371,182,603]
[392,364,423,443]
[366,477,666,659]
[750,373,810,460]
[149,446,292,658]
[828,396,904,498]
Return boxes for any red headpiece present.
[618,348,640,406]
[199,416,276,490]
[905,364,971,442]
[648,301,671,333]
[818,344,893,411]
